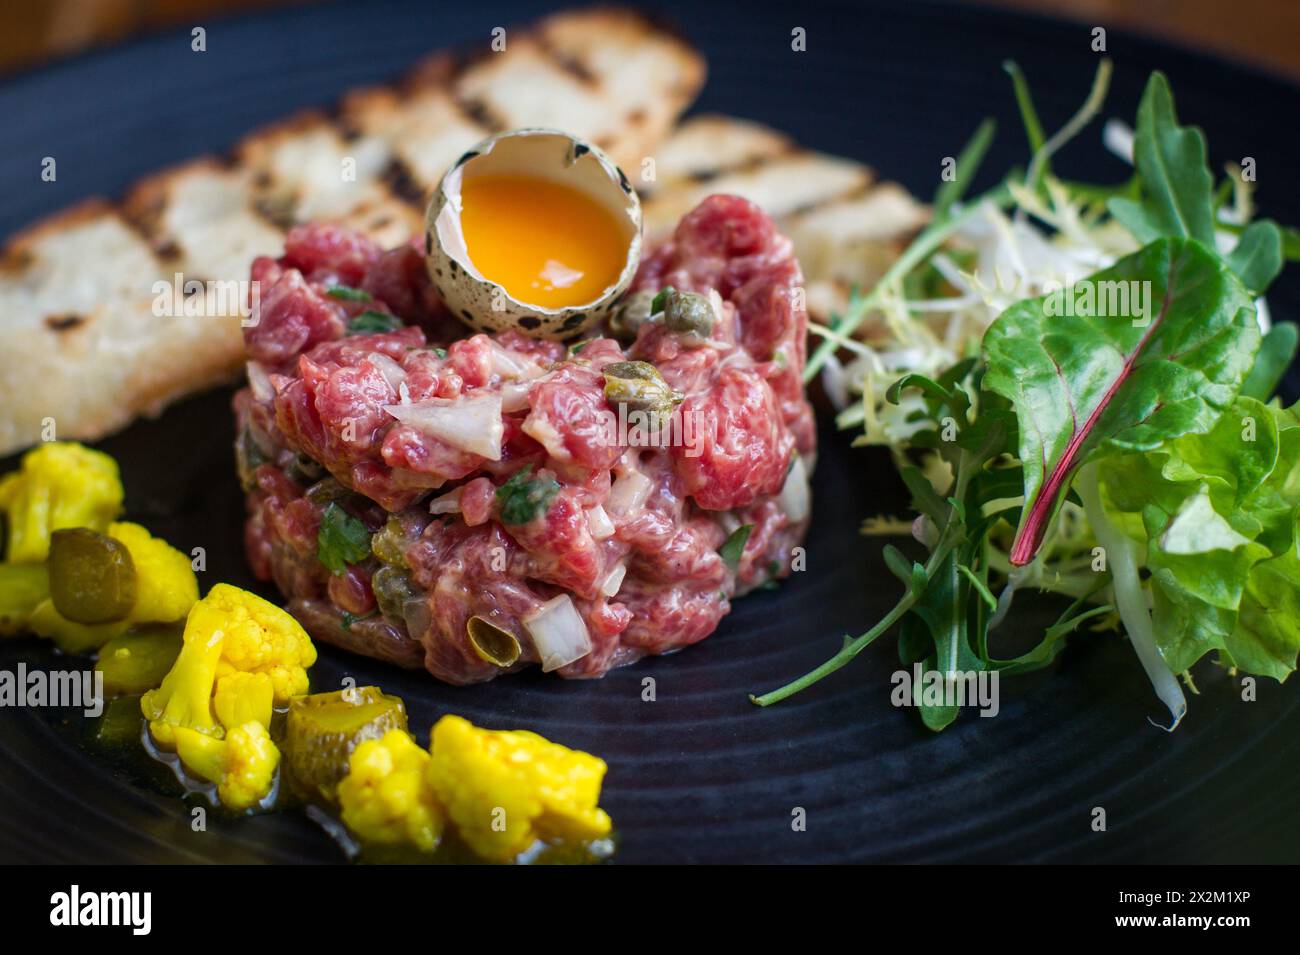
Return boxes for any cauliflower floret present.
[173,720,280,811]
[104,522,198,623]
[426,715,612,861]
[200,583,316,703]
[142,583,314,746]
[338,729,443,852]
[0,563,49,636]
[213,671,273,731]
[141,627,224,746]
[27,521,198,653]
[0,443,123,563]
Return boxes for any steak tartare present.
[235,194,815,683]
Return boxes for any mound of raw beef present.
[235,194,815,683]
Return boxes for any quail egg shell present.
[425,128,642,340]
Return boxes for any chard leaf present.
[983,236,1259,565]
[1106,72,1216,248]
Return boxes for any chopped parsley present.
[495,465,560,525]
[346,311,403,334]
[433,347,448,359]
[326,284,373,302]
[719,524,753,571]
[650,286,675,315]
[317,502,372,575]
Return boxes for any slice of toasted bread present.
[0,8,706,455]
[643,114,929,322]
[0,203,247,453]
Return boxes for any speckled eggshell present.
[425,128,643,341]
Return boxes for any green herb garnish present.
[650,287,674,315]
[719,524,753,572]
[316,502,372,575]
[495,466,561,525]
[341,609,379,631]
[326,284,373,302]
[346,311,403,334]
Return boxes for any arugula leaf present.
[1106,72,1216,248]
[719,525,754,572]
[347,311,403,335]
[983,236,1260,566]
[1098,397,1300,680]
[933,118,996,222]
[317,502,372,575]
[1227,220,1284,294]
[495,466,560,525]
[326,284,373,302]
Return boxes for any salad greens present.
[756,68,1300,729]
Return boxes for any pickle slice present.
[48,528,137,624]
[467,615,522,667]
[285,687,408,803]
[95,624,184,697]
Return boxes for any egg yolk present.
[459,173,628,309]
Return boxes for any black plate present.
[1,0,1297,864]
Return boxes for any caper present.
[370,516,411,568]
[609,288,657,341]
[603,360,683,422]
[288,453,326,485]
[48,528,137,624]
[371,565,417,620]
[305,476,349,506]
[660,288,714,338]
[467,615,522,667]
[235,425,268,490]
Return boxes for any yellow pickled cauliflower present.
[27,521,199,653]
[426,714,613,861]
[338,729,443,852]
[173,721,280,811]
[142,583,315,746]
[201,583,316,702]
[213,671,274,731]
[0,442,123,563]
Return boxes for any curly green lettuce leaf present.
[1099,397,1300,681]
[984,236,1260,566]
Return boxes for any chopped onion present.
[523,594,591,672]
[384,392,504,460]
[586,504,615,540]
[246,361,274,402]
[500,380,532,413]
[778,454,811,524]
[490,342,545,381]
[607,470,652,516]
[428,486,463,515]
[600,562,627,598]
[367,353,407,392]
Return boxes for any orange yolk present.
[459,173,628,309]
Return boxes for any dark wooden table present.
[3,0,1298,81]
